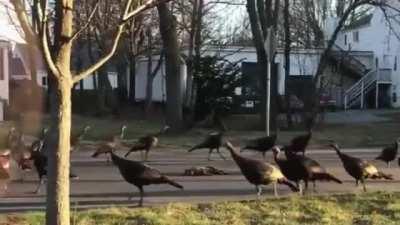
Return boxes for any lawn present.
[1,110,400,149]
[3,192,400,225]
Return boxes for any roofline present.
[342,23,371,31]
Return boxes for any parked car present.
[320,93,336,112]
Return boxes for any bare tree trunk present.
[116,61,128,103]
[46,80,72,225]
[283,0,293,128]
[128,55,136,103]
[246,0,268,129]
[157,2,184,131]
[145,52,164,114]
[97,68,112,115]
[45,1,73,223]
[145,35,154,114]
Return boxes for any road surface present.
[0,145,399,212]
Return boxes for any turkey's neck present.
[332,147,345,161]
[227,147,242,164]
[120,128,126,139]
[78,129,87,140]
[273,152,280,162]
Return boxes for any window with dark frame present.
[344,34,347,45]
[394,56,398,71]
[353,31,359,42]
[42,76,47,86]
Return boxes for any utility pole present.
[264,29,271,136]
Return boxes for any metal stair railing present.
[344,70,377,110]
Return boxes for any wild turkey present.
[272,146,341,194]
[92,147,183,206]
[30,136,79,194]
[188,132,226,161]
[29,141,48,193]
[6,128,32,181]
[329,143,392,192]
[104,125,128,147]
[92,143,113,162]
[224,142,298,197]
[283,131,312,155]
[124,126,169,161]
[375,138,399,167]
[70,125,91,151]
[7,127,21,150]
[242,133,277,159]
[0,151,11,193]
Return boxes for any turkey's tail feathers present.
[278,178,299,192]
[163,176,184,189]
[188,144,202,152]
[313,173,343,184]
[371,171,393,180]
[91,151,102,158]
[125,144,146,157]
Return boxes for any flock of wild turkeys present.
[0,125,398,206]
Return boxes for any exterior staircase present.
[330,44,369,75]
[344,69,392,110]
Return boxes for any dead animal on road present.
[183,166,228,176]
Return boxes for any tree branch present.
[10,0,60,77]
[73,0,173,83]
[70,1,100,42]
[37,0,60,77]
[123,0,173,22]
[9,0,37,43]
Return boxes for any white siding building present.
[134,47,333,103]
[333,1,400,108]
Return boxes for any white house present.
[134,46,357,111]
[135,47,325,101]
[333,1,400,109]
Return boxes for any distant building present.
[331,1,400,109]
[134,46,359,112]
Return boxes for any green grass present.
[2,110,400,150]
[4,192,400,225]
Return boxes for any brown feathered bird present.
[330,143,393,192]
[92,147,183,206]
[7,127,21,150]
[30,137,79,194]
[272,146,342,194]
[124,126,169,161]
[6,128,33,180]
[225,142,298,197]
[103,125,128,146]
[70,125,91,151]
[283,131,312,155]
[188,132,226,161]
[0,151,11,193]
[242,133,277,159]
[92,143,114,163]
[375,138,399,168]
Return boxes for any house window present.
[0,49,3,80]
[353,31,359,42]
[42,76,47,86]
[395,56,398,71]
[344,35,347,45]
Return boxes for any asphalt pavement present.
[0,145,398,213]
